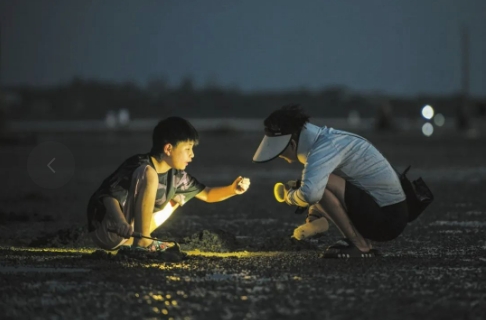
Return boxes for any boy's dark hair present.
[264,104,310,140]
[150,117,199,159]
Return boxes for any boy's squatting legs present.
[104,164,180,248]
[311,174,372,252]
[104,196,178,247]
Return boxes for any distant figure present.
[253,105,429,258]
[117,108,130,129]
[375,100,395,132]
[87,117,250,257]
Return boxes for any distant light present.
[434,113,445,127]
[421,105,435,120]
[422,123,434,137]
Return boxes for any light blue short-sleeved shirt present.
[286,123,406,207]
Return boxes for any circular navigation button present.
[27,141,75,189]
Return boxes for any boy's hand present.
[114,222,133,239]
[233,176,251,195]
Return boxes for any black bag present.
[398,165,434,222]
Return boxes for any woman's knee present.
[326,174,346,199]
[320,189,343,209]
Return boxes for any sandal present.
[118,240,182,256]
[142,240,173,252]
[132,240,181,253]
[117,242,187,261]
[322,238,380,259]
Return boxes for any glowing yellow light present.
[421,105,435,120]
[274,182,286,202]
[241,296,248,301]
[7,247,97,254]
[166,294,172,299]
[153,201,177,226]
[165,301,170,306]
[152,294,164,301]
[184,250,279,258]
[162,309,168,315]
[171,300,178,306]
[434,113,445,127]
[422,123,434,137]
[6,245,282,259]
[135,293,140,298]
[152,307,160,313]
[167,276,181,282]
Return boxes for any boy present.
[87,117,250,252]
[253,105,408,258]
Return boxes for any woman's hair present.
[150,117,199,159]
[263,104,310,140]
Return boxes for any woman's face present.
[278,139,298,163]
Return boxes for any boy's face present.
[278,139,298,164]
[166,140,195,170]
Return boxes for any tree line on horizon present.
[1,77,484,122]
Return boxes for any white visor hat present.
[252,133,292,163]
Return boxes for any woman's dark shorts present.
[344,181,409,242]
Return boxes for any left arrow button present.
[47,158,56,173]
[27,142,75,189]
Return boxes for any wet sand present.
[1,129,486,319]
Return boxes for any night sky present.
[1,0,485,96]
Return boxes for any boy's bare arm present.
[196,176,250,202]
[134,167,159,237]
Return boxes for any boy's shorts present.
[90,204,131,250]
[344,181,408,242]
[89,165,149,250]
